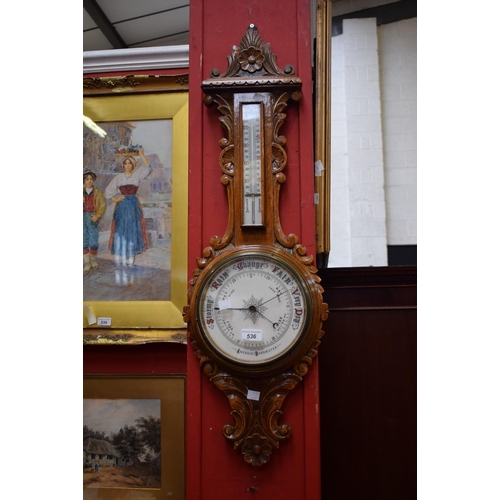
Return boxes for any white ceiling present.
[83,0,407,54]
[83,0,190,52]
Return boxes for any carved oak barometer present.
[183,25,328,466]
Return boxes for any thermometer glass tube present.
[242,104,263,226]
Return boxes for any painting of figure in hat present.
[83,119,173,302]
[83,169,107,274]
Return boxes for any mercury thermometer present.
[242,103,263,226]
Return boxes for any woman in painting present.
[105,148,151,266]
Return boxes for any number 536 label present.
[241,329,262,341]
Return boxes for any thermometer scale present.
[242,103,263,226]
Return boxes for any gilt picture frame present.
[83,75,188,344]
[83,374,185,500]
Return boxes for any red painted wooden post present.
[187,2,321,499]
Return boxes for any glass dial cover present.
[195,250,311,366]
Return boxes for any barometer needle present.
[214,307,248,311]
[257,311,279,329]
[259,292,283,306]
[214,304,278,328]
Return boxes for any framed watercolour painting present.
[83,76,188,343]
[83,375,185,500]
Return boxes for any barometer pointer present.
[256,311,279,329]
[214,302,279,329]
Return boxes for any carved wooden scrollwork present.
[186,328,330,466]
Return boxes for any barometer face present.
[195,250,311,366]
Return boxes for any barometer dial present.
[195,250,311,366]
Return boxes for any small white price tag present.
[241,329,262,341]
[218,299,232,310]
[314,160,325,176]
[97,317,112,326]
[247,390,261,401]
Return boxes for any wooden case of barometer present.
[183,25,328,466]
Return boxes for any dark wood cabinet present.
[318,266,417,500]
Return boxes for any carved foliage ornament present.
[213,23,295,79]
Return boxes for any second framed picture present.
[83,375,185,499]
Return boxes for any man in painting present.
[83,169,107,275]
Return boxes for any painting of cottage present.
[83,437,133,468]
[83,398,161,489]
